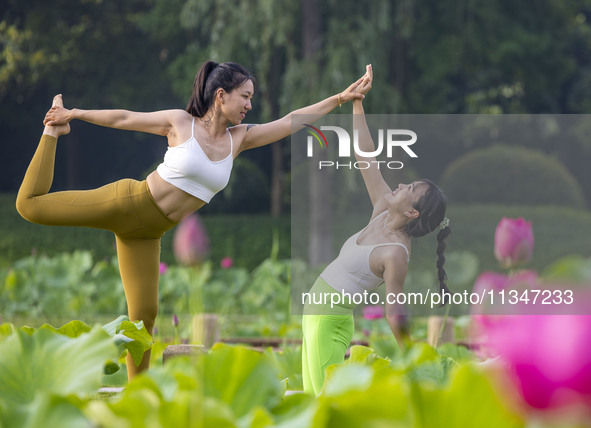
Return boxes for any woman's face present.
[386,181,426,214]
[220,79,254,125]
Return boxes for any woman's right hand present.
[44,102,73,126]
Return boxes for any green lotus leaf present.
[0,322,15,340]
[315,364,413,427]
[0,327,117,405]
[0,394,92,428]
[20,320,93,338]
[415,365,524,428]
[201,343,283,418]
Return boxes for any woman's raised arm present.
[352,65,392,207]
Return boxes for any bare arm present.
[44,105,187,137]
[382,252,411,346]
[352,66,392,208]
[237,71,368,152]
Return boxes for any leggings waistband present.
[304,277,356,316]
[121,179,178,239]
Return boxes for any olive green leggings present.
[302,277,355,396]
[16,135,178,378]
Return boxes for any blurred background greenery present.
[2,0,591,212]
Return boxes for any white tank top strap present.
[191,117,195,138]
[373,242,410,263]
[228,128,233,153]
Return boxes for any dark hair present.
[186,61,256,117]
[405,179,451,296]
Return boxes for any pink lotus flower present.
[159,262,168,275]
[494,217,534,268]
[220,257,234,269]
[173,214,210,266]
[484,313,591,411]
[362,305,384,320]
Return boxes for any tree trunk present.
[269,48,284,217]
[303,0,333,265]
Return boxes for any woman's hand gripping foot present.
[43,94,71,138]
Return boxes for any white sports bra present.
[320,211,410,295]
[156,118,234,203]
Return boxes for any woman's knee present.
[129,304,159,333]
[16,195,44,224]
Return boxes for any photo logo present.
[305,125,418,170]
[303,124,328,150]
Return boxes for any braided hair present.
[405,179,451,296]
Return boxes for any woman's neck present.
[382,212,410,238]
[198,109,227,138]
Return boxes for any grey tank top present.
[319,211,409,295]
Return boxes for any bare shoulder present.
[228,124,256,153]
[168,109,193,124]
[379,245,409,276]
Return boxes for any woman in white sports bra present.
[302,65,451,395]
[16,60,368,379]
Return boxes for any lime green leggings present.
[302,277,355,395]
[16,135,178,378]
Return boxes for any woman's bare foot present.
[43,95,71,138]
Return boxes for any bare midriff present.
[146,170,206,223]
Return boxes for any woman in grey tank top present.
[302,65,451,396]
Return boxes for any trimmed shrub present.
[441,145,585,207]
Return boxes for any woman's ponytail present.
[186,60,218,117]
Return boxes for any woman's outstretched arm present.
[44,101,187,137]
[352,65,392,208]
[236,70,368,152]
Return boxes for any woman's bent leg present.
[16,134,59,221]
[302,277,355,395]
[302,313,354,395]
[16,135,135,230]
[116,235,161,379]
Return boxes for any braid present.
[436,226,452,297]
[403,178,451,302]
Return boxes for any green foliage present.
[200,343,283,417]
[1,317,153,376]
[0,327,117,428]
[102,316,154,369]
[0,250,126,319]
[264,345,303,391]
[542,255,591,283]
[23,327,591,426]
[441,145,586,207]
